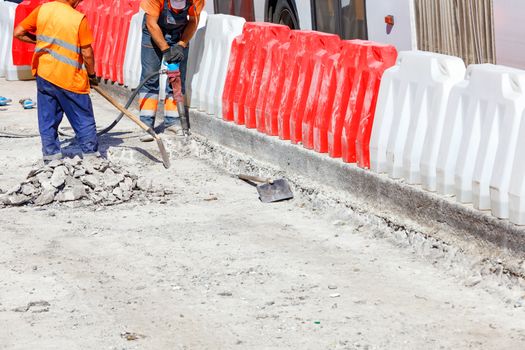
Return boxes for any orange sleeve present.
[78,17,94,47]
[188,0,204,17]
[18,5,41,33]
[140,0,163,17]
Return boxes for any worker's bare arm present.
[80,45,96,76]
[13,25,36,44]
[178,15,198,48]
[145,14,169,51]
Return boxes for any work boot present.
[165,124,185,137]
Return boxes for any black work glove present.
[162,44,185,63]
[88,73,99,87]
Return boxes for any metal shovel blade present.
[256,179,294,203]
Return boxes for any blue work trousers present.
[139,28,189,128]
[36,76,98,160]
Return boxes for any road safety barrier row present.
[5,5,525,227]
[370,52,525,225]
[220,22,397,169]
[7,0,141,86]
[0,0,32,80]
[77,0,141,85]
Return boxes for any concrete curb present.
[189,110,525,254]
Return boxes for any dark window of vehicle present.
[312,0,368,40]
[214,0,255,21]
[341,0,367,39]
[312,0,340,35]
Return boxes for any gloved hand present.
[162,44,185,63]
[88,73,99,87]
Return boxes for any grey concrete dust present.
[0,79,525,350]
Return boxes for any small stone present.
[50,166,67,188]
[99,191,109,200]
[218,291,233,297]
[103,169,125,188]
[34,190,56,206]
[82,174,99,189]
[121,190,132,201]
[328,285,338,290]
[63,156,82,167]
[20,184,36,196]
[73,168,86,178]
[55,186,86,202]
[120,177,133,192]
[47,159,63,168]
[7,194,30,206]
[136,177,152,191]
[465,276,482,288]
[66,177,83,188]
[6,184,21,195]
[112,187,123,200]
[332,220,347,226]
[89,194,102,204]
[0,195,11,205]
[94,159,109,172]
[329,293,341,298]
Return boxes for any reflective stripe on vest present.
[34,48,82,70]
[33,2,89,94]
[36,35,81,54]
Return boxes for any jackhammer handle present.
[238,174,272,184]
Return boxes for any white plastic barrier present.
[436,64,525,215]
[190,14,245,117]
[123,9,144,89]
[369,51,466,189]
[0,0,8,78]
[0,1,32,80]
[185,10,208,105]
[509,109,525,224]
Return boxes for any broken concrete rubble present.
[0,156,167,207]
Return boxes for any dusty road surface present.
[1,79,525,350]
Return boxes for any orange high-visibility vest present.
[33,2,89,94]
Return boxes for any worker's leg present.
[164,46,189,128]
[56,87,99,156]
[36,76,64,162]
[139,34,163,128]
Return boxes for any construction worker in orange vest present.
[139,0,204,141]
[13,0,99,163]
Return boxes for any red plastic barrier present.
[301,34,341,149]
[79,0,139,84]
[93,0,112,77]
[223,34,247,121]
[12,0,49,66]
[311,51,341,153]
[340,40,397,168]
[277,30,319,141]
[231,23,260,125]
[241,23,290,129]
[326,41,363,157]
[115,0,141,84]
[260,39,290,136]
[289,32,339,144]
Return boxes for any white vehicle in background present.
[205,0,525,70]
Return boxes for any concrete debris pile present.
[0,156,166,207]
